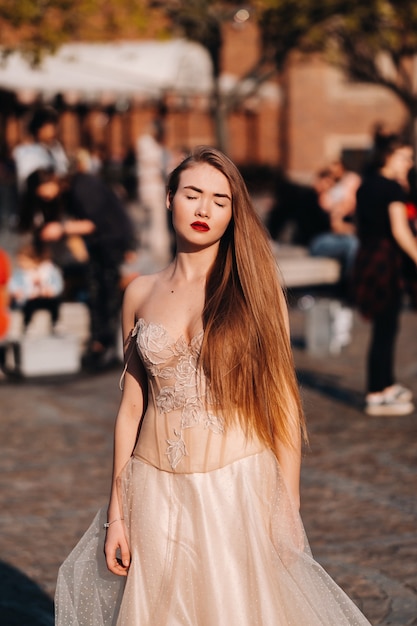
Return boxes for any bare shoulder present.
[121,273,161,339]
[123,273,160,313]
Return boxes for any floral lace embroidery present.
[134,318,224,470]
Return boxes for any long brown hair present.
[168,146,306,449]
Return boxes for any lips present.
[191,221,210,232]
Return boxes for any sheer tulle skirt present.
[55,450,371,625]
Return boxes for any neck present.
[169,245,218,282]
[380,165,395,180]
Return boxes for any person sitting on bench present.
[9,242,64,332]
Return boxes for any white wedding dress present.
[55,319,372,625]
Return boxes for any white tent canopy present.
[0,39,214,104]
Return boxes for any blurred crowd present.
[1,108,417,416]
[266,127,417,416]
[0,105,191,374]
[0,106,142,371]
[267,157,361,295]
[266,143,417,300]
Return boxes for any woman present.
[18,168,93,280]
[18,167,65,237]
[56,147,371,625]
[353,133,417,416]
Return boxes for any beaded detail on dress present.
[133,318,224,470]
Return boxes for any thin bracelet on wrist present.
[103,518,124,529]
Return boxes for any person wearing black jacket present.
[67,154,137,369]
[41,150,136,369]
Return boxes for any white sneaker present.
[365,395,414,416]
[382,384,413,403]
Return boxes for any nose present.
[195,199,209,218]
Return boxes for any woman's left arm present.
[274,431,301,511]
[273,297,302,510]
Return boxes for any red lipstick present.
[191,221,210,232]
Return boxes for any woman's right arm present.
[389,202,417,264]
[104,280,148,576]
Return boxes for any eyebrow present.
[183,185,231,200]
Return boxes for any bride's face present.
[168,163,232,250]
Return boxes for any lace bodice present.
[132,318,266,473]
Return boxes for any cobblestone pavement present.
[0,303,416,625]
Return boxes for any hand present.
[65,219,95,235]
[40,221,64,241]
[104,521,131,577]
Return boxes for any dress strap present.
[119,320,141,390]
[119,362,128,391]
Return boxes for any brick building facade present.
[287,54,408,182]
[0,16,410,181]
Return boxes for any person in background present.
[404,164,417,237]
[403,168,417,308]
[12,106,69,193]
[56,146,371,626]
[136,120,172,266]
[9,242,64,331]
[20,156,133,369]
[323,159,362,219]
[66,149,137,370]
[352,131,417,416]
[17,167,93,299]
[266,168,334,248]
[0,144,18,232]
[309,158,361,283]
[18,168,64,238]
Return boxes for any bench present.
[270,243,353,356]
[271,243,341,289]
[2,247,344,374]
[4,302,90,377]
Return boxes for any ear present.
[166,191,172,211]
